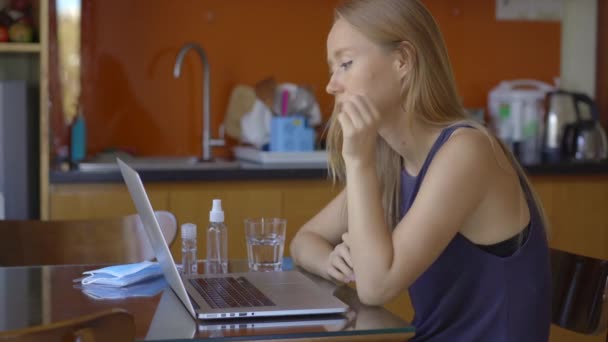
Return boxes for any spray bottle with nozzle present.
[206,199,228,273]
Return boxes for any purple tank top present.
[402,125,551,341]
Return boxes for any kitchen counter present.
[524,160,608,175]
[50,164,329,184]
[49,161,608,184]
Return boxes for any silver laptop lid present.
[117,158,197,318]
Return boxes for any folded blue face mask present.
[81,261,163,287]
[78,276,168,300]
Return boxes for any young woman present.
[289,1,551,340]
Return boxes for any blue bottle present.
[70,109,87,163]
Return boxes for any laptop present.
[145,288,348,340]
[117,158,349,320]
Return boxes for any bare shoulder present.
[411,126,508,237]
[431,127,503,179]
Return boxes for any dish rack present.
[233,146,327,165]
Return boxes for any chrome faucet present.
[173,43,224,161]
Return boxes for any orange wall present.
[80,0,560,158]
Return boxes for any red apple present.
[0,25,8,42]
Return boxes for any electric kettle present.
[545,91,608,162]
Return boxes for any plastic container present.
[181,223,198,275]
[270,116,315,152]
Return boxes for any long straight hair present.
[326,0,549,232]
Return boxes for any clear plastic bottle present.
[519,99,541,165]
[181,223,198,275]
[206,199,228,274]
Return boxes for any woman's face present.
[326,18,404,119]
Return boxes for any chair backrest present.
[551,248,608,335]
[0,308,134,342]
[0,211,177,266]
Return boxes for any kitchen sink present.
[77,156,241,172]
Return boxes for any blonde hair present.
[326,0,549,233]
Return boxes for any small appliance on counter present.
[543,90,608,162]
[488,79,555,165]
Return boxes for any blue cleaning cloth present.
[80,261,163,287]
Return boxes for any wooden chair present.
[0,308,135,342]
[0,211,177,266]
[551,248,608,337]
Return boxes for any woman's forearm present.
[345,163,393,300]
[290,232,334,280]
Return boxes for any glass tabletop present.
[0,260,415,341]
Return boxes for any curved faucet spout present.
[173,43,222,161]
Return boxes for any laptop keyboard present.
[189,277,276,309]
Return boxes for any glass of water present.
[244,217,287,272]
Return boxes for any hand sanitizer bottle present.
[181,223,198,275]
[206,199,228,274]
